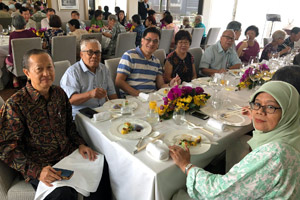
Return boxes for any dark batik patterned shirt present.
[277,37,294,56]
[0,81,85,182]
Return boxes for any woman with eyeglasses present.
[170,81,300,199]
[163,30,197,83]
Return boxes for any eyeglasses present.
[249,102,281,114]
[82,50,101,56]
[222,35,234,41]
[143,37,159,44]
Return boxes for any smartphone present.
[191,111,209,120]
[53,168,74,180]
[79,107,98,118]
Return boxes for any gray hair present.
[226,21,242,32]
[194,15,202,23]
[108,14,118,22]
[80,38,102,51]
[12,15,26,30]
[272,30,286,41]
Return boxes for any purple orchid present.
[181,86,193,95]
[163,97,168,105]
[167,85,182,100]
[195,87,204,95]
[259,64,270,71]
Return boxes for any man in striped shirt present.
[116,27,180,97]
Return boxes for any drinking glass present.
[173,108,185,125]
[249,67,262,90]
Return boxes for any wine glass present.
[173,108,185,125]
[209,73,222,92]
[261,71,272,82]
[242,35,249,51]
[249,67,262,90]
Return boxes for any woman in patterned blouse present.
[170,81,300,199]
[163,30,197,83]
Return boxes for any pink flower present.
[259,64,270,71]
[195,87,204,95]
[163,97,168,105]
[181,86,193,95]
[167,85,182,101]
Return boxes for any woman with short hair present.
[43,15,64,53]
[5,15,37,88]
[236,25,260,63]
[163,30,196,83]
[260,30,290,61]
[118,10,127,27]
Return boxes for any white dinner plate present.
[213,109,252,126]
[109,118,152,140]
[103,99,138,112]
[191,77,211,86]
[164,130,211,155]
[228,69,242,78]
[157,88,171,97]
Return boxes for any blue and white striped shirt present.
[117,47,162,95]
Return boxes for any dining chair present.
[0,96,4,107]
[190,28,205,48]
[104,57,121,97]
[53,60,71,86]
[188,47,204,77]
[184,28,193,34]
[263,37,272,47]
[52,35,76,65]
[61,22,67,33]
[153,49,166,69]
[82,20,91,27]
[201,27,221,49]
[158,29,174,54]
[32,16,46,23]
[80,33,102,46]
[0,18,12,29]
[11,37,42,77]
[103,32,137,60]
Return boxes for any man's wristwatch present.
[185,163,193,174]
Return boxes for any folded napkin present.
[207,118,225,131]
[181,82,193,87]
[34,149,104,200]
[138,92,149,101]
[146,140,169,161]
[93,112,111,121]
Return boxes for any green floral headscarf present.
[248,81,300,151]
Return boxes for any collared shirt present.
[117,47,162,95]
[0,82,85,182]
[186,142,300,199]
[26,19,37,29]
[106,22,126,55]
[200,41,241,70]
[41,17,50,29]
[66,20,86,34]
[31,11,46,21]
[60,59,116,118]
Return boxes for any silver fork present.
[183,119,220,138]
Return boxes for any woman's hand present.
[169,145,191,173]
[242,106,252,120]
[79,144,98,161]
[169,75,181,87]
[39,166,61,187]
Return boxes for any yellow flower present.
[149,101,157,110]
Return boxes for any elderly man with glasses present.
[200,29,242,76]
[60,38,118,119]
[115,27,181,97]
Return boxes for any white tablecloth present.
[75,82,254,200]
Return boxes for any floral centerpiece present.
[125,23,133,31]
[158,86,210,120]
[237,64,272,90]
[30,28,47,38]
[85,25,101,33]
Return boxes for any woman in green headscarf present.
[170,81,300,199]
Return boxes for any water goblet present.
[173,108,185,125]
